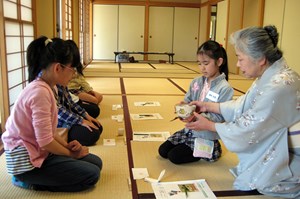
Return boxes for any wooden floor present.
[0,61,281,199]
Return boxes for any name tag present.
[193,137,214,158]
[206,90,219,102]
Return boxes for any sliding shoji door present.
[173,7,199,61]
[93,5,118,60]
[1,0,35,127]
[93,4,145,60]
[118,5,145,60]
[79,0,91,65]
[61,0,72,40]
[148,6,174,61]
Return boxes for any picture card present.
[133,132,170,142]
[132,168,149,180]
[134,101,161,107]
[130,113,163,120]
[112,104,123,110]
[103,139,116,146]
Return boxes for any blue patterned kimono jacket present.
[215,58,300,198]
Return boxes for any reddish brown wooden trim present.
[258,0,265,26]
[93,0,201,8]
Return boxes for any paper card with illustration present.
[131,168,149,180]
[133,132,170,142]
[112,104,123,110]
[111,114,124,122]
[103,139,116,146]
[130,113,163,120]
[134,101,161,107]
[151,179,216,199]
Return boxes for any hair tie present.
[45,38,53,46]
[37,71,43,78]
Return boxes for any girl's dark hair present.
[27,36,73,82]
[66,39,84,76]
[197,40,229,81]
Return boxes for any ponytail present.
[27,36,73,82]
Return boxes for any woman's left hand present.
[185,112,216,132]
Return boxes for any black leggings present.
[77,100,100,118]
[159,140,222,164]
[158,140,201,164]
[68,123,102,146]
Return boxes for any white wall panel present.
[215,0,228,46]
[173,7,199,61]
[148,6,174,61]
[281,0,300,74]
[93,5,118,60]
[118,5,145,60]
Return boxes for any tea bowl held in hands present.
[175,104,196,119]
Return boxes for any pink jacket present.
[2,79,58,168]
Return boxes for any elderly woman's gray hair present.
[230,25,282,64]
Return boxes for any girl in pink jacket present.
[2,36,102,192]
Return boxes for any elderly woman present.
[186,25,300,198]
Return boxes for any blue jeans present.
[14,153,102,192]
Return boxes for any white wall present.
[264,0,300,74]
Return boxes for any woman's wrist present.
[206,120,216,132]
[206,102,220,114]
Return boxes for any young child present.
[1,36,102,192]
[65,40,100,118]
[158,40,234,164]
[66,40,103,105]
[56,84,102,146]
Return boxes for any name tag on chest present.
[206,90,219,102]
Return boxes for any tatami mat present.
[85,62,120,72]
[150,63,192,70]
[176,62,199,71]
[86,77,121,95]
[121,68,197,74]
[169,78,196,93]
[121,63,154,69]
[124,78,185,95]
[229,79,254,93]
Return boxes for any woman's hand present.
[180,115,196,123]
[189,101,220,114]
[189,101,207,113]
[185,112,216,132]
